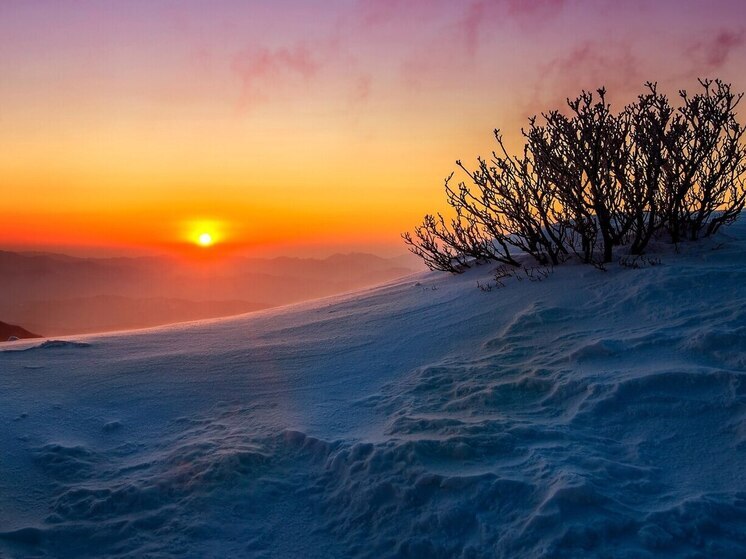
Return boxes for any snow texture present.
[1,224,745,558]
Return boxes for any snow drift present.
[1,224,745,558]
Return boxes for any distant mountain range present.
[0,250,420,336]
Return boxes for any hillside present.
[0,321,40,342]
[0,223,745,558]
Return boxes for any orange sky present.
[1,1,744,256]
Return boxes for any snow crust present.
[1,223,745,558]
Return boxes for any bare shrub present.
[528,88,632,263]
[404,79,746,273]
[623,82,674,254]
[662,79,746,242]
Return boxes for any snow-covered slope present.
[1,224,745,558]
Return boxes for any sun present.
[197,232,214,247]
[185,219,225,249]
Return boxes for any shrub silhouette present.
[404,79,746,272]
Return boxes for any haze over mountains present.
[0,250,419,336]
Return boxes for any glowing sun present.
[185,219,224,249]
[197,232,214,247]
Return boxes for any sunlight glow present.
[197,232,214,247]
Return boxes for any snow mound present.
[2,339,91,353]
[1,225,745,558]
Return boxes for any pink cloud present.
[526,40,640,118]
[357,0,567,56]
[505,0,567,17]
[231,43,322,107]
[356,0,448,27]
[456,0,568,56]
[688,28,745,72]
[459,1,488,57]
[391,0,570,88]
[350,75,372,104]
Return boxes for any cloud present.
[527,40,640,117]
[688,28,745,72]
[231,42,323,107]
[368,0,570,89]
[357,0,567,57]
[504,0,567,17]
[454,0,568,56]
[356,0,448,27]
[229,23,374,112]
[350,75,372,104]
[459,1,489,57]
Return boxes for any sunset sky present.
[1,0,744,257]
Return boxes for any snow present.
[1,223,746,558]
